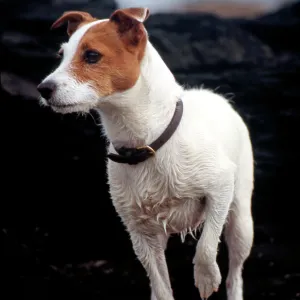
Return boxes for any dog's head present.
[37,8,150,114]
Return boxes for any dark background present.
[1,0,300,299]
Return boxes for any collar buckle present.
[136,145,156,155]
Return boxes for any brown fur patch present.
[69,19,148,96]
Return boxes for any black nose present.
[37,81,56,101]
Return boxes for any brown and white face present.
[37,8,150,114]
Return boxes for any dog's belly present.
[131,196,206,239]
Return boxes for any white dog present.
[38,8,254,300]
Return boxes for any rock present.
[1,72,40,100]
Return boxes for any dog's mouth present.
[47,101,92,114]
[39,96,79,109]
[50,103,78,108]
[39,95,95,114]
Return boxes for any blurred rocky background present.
[1,0,300,299]
[116,0,298,17]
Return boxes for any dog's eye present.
[83,50,101,64]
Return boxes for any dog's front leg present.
[150,234,170,300]
[130,231,173,300]
[193,170,234,299]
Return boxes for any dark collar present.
[107,99,184,165]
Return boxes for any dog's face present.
[37,8,149,114]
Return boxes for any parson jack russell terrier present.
[37,7,254,300]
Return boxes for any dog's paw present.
[194,261,221,299]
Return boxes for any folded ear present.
[110,7,150,45]
[51,11,95,36]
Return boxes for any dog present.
[37,7,254,300]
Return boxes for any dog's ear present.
[110,7,150,45]
[51,11,95,36]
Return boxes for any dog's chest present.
[108,159,206,236]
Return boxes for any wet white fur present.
[40,16,254,300]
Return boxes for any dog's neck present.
[96,42,183,148]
